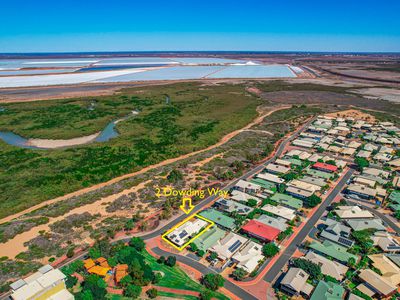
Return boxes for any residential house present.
[280,268,314,297]
[312,162,338,173]
[353,176,376,188]
[362,167,390,179]
[230,190,262,205]
[193,226,226,252]
[345,184,377,200]
[270,193,303,210]
[309,281,345,300]
[320,218,354,248]
[308,240,359,264]
[346,218,386,231]
[199,209,236,230]
[256,172,284,185]
[369,254,400,286]
[256,215,288,231]
[214,199,253,215]
[262,204,296,221]
[265,163,290,175]
[240,219,280,242]
[234,180,262,195]
[167,218,208,247]
[372,232,400,253]
[232,241,264,273]
[210,232,248,261]
[357,269,397,298]
[303,251,348,280]
[10,265,74,300]
[334,206,374,219]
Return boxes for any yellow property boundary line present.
[161,214,215,251]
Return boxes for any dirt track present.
[0,105,289,225]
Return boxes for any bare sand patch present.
[27,132,100,148]
[324,109,376,122]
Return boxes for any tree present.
[119,275,133,287]
[262,243,279,258]
[348,257,356,268]
[209,252,218,260]
[283,172,297,181]
[65,275,78,289]
[190,243,198,252]
[129,237,145,252]
[199,290,213,300]
[146,288,158,298]
[355,157,369,171]
[304,194,322,208]
[197,249,205,257]
[165,256,176,267]
[232,268,248,281]
[292,258,322,280]
[76,290,94,300]
[125,284,142,299]
[351,229,375,253]
[82,275,107,300]
[65,246,75,258]
[201,274,225,291]
[157,255,166,264]
[247,199,258,207]
[88,247,101,259]
[152,272,163,284]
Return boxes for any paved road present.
[347,200,400,234]
[263,168,355,283]
[152,247,259,300]
[138,118,314,241]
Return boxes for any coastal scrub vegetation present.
[0,82,261,218]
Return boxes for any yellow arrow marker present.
[180,197,195,214]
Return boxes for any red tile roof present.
[241,220,281,241]
[312,162,338,172]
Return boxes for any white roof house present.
[232,241,264,273]
[280,268,314,296]
[334,206,374,219]
[303,251,348,280]
[292,139,315,148]
[230,190,262,205]
[372,232,400,253]
[11,266,73,300]
[353,176,377,188]
[356,150,372,159]
[256,172,284,184]
[363,167,390,179]
[167,218,208,247]
[211,232,249,261]
[265,163,290,174]
[262,204,296,221]
[234,180,262,194]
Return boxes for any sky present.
[1,0,400,53]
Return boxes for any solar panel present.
[338,237,353,247]
[228,240,242,253]
[179,231,188,239]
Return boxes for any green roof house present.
[270,193,303,210]
[193,226,226,252]
[199,209,236,230]
[310,281,345,300]
[309,240,359,264]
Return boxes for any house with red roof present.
[312,162,338,173]
[241,219,281,242]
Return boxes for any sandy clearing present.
[27,132,100,148]
[0,180,150,259]
[0,105,289,225]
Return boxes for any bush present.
[292,258,322,280]
[232,268,248,280]
[165,256,176,267]
[201,274,225,291]
[262,243,279,257]
[129,237,145,252]
[146,288,158,298]
[125,284,142,299]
